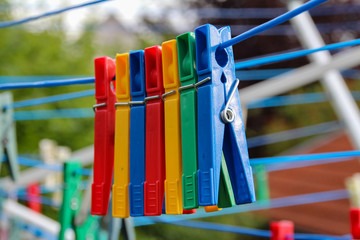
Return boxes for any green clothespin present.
[177,32,199,210]
[59,161,100,240]
[0,92,19,181]
[177,33,235,210]
[254,165,269,201]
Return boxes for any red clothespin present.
[351,208,360,239]
[346,174,360,239]
[27,183,41,213]
[144,46,165,216]
[91,57,116,215]
[270,221,294,240]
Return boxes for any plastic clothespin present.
[91,57,117,215]
[195,24,256,206]
[346,173,360,239]
[177,32,234,212]
[254,165,270,201]
[0,92,19,181]
[270,221,294,240]
[177,32,199,210]
[112,53,131,218]
[59,161,100,240]
[162,39,183,215]
[144,45,165,216]
[129,50,146,217]
[26,183,41,213]
[350,208,360,240]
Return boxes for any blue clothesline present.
[247,121,340,148]
[0,0,113,28]
[235,38,360,69]
[219,0,328,49]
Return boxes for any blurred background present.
[1,0,360,239]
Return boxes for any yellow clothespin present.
[113,53,131,218]
[162,39,183,215]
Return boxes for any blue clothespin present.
[195,24,256,206]
[129,50,146,216]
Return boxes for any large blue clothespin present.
[0,92,19,181]
[195,24,256,206]
[129,50,146,216]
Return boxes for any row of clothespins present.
[91,24,256,218]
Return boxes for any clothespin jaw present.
[113,53,131,218]
[129,50,146,217]
[0,92,19,181]
[162,39,183,215]
[144,45,165,216]
[60,161,100,240]
[195,24,255,206]
[176,32,199,210]
[270,221,294,240]
[92,57,117,216]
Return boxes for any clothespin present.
[26,183,41,213]
[129,50,146,217]
[346,173,360,239]
[112,53,131,218]
[176,32,199,210]
[144,46,165,216]
[161,39,183,215]
[0,92,19,181]
[91,57,117,215]
[270,220,294,240]
[195,24,256,206]
[59,161,100,240]
[177,32,234,212]
[254,165,270,201]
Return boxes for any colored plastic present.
[162,39,183,215]
[177,32,199,210]
[91,57,116,215]
[270,221,294,240]
[195,24,256,206]
[112,53,131,218]
[27,183,41,213]
[59,161,100,240]
[144,45,165,216]
[129,50,146,217]
[0,92,19,181]
[217,155,235,208]
[254,165,270,201]
[351,208,360,239]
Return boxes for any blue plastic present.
[195,24,255,206]
[129,50,146,216]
